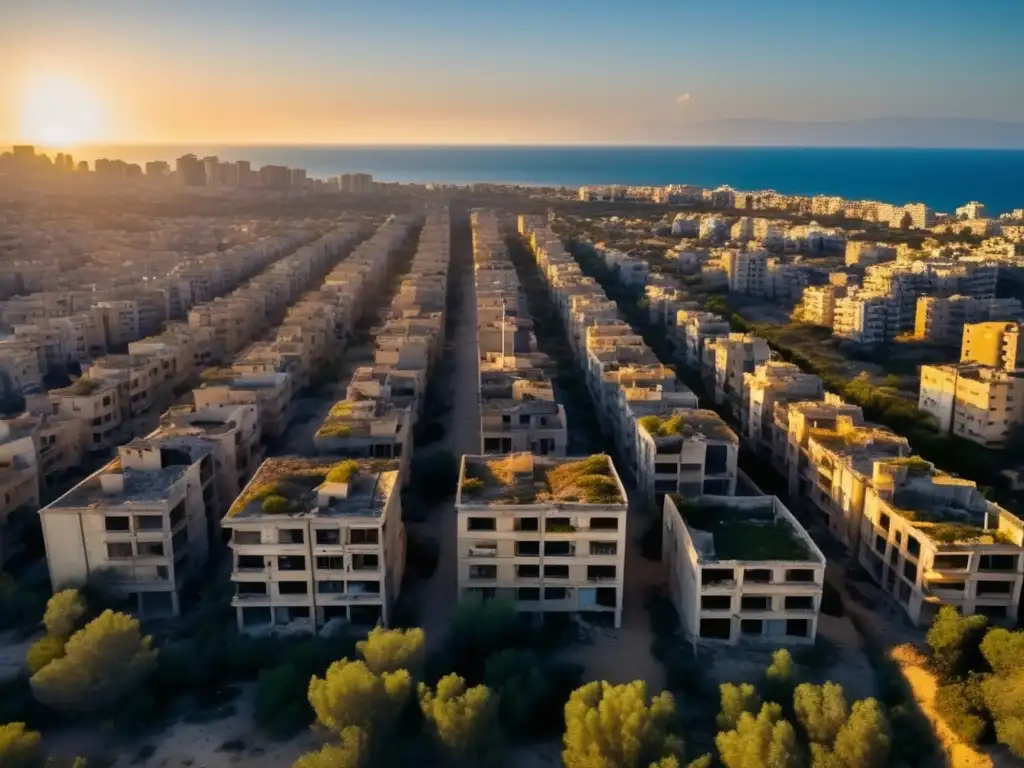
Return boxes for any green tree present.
[30,610,156,713]
[446,596,522,681]
[418,674,497,764]
[43,589,87,641]
[26,634,66,675]
[0,722,41,768]
[816,699,891,768]
[307,659,411,738]
[794,682,848,745]
[563,680,683,768]
[717,682,761,730]
[254,664,311,739]
[356,626,426,676]
[484,649,582,738]
[292,727,369,768]
[764,649,797,703]
[978,626,1024,755]
[715,703,801,768]
[926,606,988,683]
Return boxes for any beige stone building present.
[456,454,628,627]
[662,494,825,645]
[223,457,405,633]
[858,458,1024,627]
[0,433,40,566]
[635,409,738,507]
[961,321,1023,369]
[39,441,213,617]
[919,363,1023,447]
[743,362,823,459]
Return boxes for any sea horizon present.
[11,144,1024,214]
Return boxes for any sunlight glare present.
[19,74,105,147]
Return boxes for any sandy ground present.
[43,685,321,768]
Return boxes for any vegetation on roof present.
[638,413,687,437]
[228,458,363,516]
[542,455,621,504]
[61,379,100,396]
[911,521,1016,545]
[672,495,811,562]
[316,424,353,438]
[465,453,623,505]
[326,460,359,484]
[887,456,933,476]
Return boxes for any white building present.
[662,494,826,646]
[456,453,628,627]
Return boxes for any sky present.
[2,0,1024,147]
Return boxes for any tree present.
[764,649,797,703]
[0,722,41,768]
[30,610,156,713]
[926,606,988,683]
[563,680,683,768]
[254,664,311,739]
[43,589,87,641]
[307,659,411,738]
[293,727,369,768]
[824,699,892,768]
[446,596,522,681]
[356,626,426,676]
[979,627,1024,756]
[419,674,497,764]
[26,634,66,675]
[715,703,801,768]
[485,649,582,738]
[717,682,761,730]
[794,682,848,745]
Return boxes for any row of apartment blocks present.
[0,230,319,396]
[918,320,1024,448]
[225,211,442,633]
[475,211,567,457]
[453,214,621,626]
[28,218,416,606]
[0,224,370,568]
[645,290,1024,628]
[519,218,825,645]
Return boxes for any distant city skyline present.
[3,0,1024,147]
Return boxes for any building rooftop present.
[459,453,625,507]
[49,460,189,509]
[638,409,737,446]
[316,398,406,440]
[671,495,818,563]
[226,457,398,519]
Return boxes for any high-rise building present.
[175,154,206,187]
[259,165,290,189]
[145,161,170,178]
[289,168,307,187]
[961,321,1024,370]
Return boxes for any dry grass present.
[487,453,535,486]
[228,458,360,516]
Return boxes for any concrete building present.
[703,333,771,418]
[46,378,126,452]
[956,201,989,220]
[833,290,896,345]
[919,363,1023,448]
[804,417,911,550]
[673,311,731,369]
[480,376,567,456]
[193,371,294,440]
[961,321,1023,369]
[455,453,628,627]
[635,409,738,507]
[858,458,1024,627]
[0,433,39,567]
[223,457,404,632]
[313,399,412,478]
[0,411,83,491]
[914,298,1022,345]
[743,362,824,458]
[774,395,865,495]
[845,242,897,268]
[662,494,825,646]
[796,285,844,327]
[724,247,768,296]
[39,441,213,617]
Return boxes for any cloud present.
[675,93,692,104]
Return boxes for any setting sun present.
[19,74,105,146]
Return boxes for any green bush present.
[934,681,989,746]
[926,606,988,683]
[254,664,312,739]
[26,635,66,675]
[261,494,290,514]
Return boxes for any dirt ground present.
[43,685,321,768]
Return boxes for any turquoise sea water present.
[73,145,1024,214]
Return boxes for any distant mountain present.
[671,117,1024,148]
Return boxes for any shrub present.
[307,659,412,738]
[0,722,41,768]
[30,610,157,713]
[26,634,66,675]
[418,674,498,763]
[935,682,989,746]
[485,650,582,738]
[357,627,426,677]
[563,681,683,768]
[326,460,360,484]
[717,683,761,731]
[254,664,311,740]
[926,606,988,683]
[261,494,291,514]
[293,728,369,768]
[43,589,88,641]
[716,703,801,768]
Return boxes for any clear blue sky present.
[3,0,1023,145]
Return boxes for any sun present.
[19,74,105,147]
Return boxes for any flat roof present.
[226,457,398,520]
[672,495,816,563]
[50,462,189,509]
[460,453,625,506]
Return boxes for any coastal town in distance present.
[2,141,1024,767]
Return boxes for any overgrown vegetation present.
[926,606,1024,757]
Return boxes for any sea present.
[70,145,1024,214]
